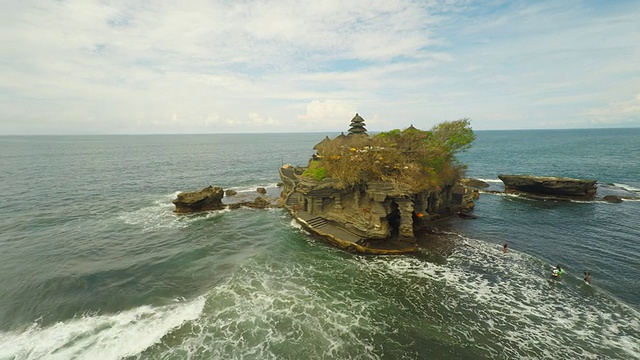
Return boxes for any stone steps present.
[286,196,298,206]
[306,217,328,229]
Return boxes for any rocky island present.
[498,175,598,201]
[170,115,633,255]
[279,114,478,254]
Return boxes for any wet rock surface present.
[172,186,225,213]
[498,175,597,200]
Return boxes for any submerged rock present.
[457,211,477,219]
[173,186,224,213]
[602,195,623,203]
[498,175,597,200]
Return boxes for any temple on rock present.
[279,113,478,254]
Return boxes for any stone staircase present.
[305,216,329,229]
[286,191,300,208]
[284,189,362,244]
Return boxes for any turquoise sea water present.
[0,129,639,359]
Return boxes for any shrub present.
[302,161,327,180]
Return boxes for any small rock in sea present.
[256,187,267,194]
[173,186,224,213]
[228,196,271,210]
[602,195,623,203]
[225,189,237,196]
[251,197,270,208]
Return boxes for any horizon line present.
[2,126,640,137]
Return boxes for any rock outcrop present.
[228,196,272,209]
[279,115,478,253]
[173,186,276,213]
[460,178,490,189]
[173,186,225,213]
[498,175,597,200]
[281,167,476,243]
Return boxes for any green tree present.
[430,118,475,154]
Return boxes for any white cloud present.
[248,112,281,127]
[299,100,358,128]
[581,93,640,125]
[1,0,639,134]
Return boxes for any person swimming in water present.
[552,265,564,278]
[584,271,592,285]
[502,242,508,254]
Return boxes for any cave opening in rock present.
[386,200,401,238]
[411,210,421,228]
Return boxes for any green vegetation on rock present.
[302,160,328,180]
[309,118,475,192]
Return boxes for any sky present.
[1,0,639,134]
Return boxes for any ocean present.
[0,129,638,359]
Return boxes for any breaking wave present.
[0,297,206,360]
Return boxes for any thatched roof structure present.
[313,136,331,150]
[334,132,348,144]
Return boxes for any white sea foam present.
[288,218,312,239]
[118,193,230,231]
[144,263,384,359]
[612,183,640,193]
[349,237,640,359]
[476,178,503,184]
[289,218,303,230]
[490,192,527,199]
[569,199,599,204]
[16,228,632,359]
[48,234,634,359]
[227,183,280,193]
[0,297,205,360]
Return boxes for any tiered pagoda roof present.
[348,113,367,135]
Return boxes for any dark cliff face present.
[280,168,476,241]
[498,175,597,200]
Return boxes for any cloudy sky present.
[1,0,639,134]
